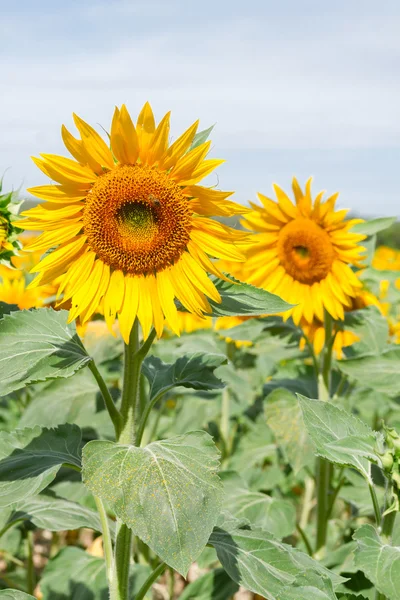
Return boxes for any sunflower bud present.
[380,451,394,472]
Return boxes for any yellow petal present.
[179,159,225,186]
[103,269,126,331]
[137,276,153,340]
[147,111,171,164]
[73,113,115,169]
[160,120,199,171]
[118,104,140,164]
[136,102,155,161]
[118,276,140,344]
[156,269,180,336]
[180,252,221,303]
[27,185,87,202]
[170,141,211,181]
[32,157,92,189]
[61,125,103,174]
[40,154,97,183]
[30,237,87,274]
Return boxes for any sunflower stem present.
[110,321,140,600]
[315,310,334,552]
[109,321,157,600]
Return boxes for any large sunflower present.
[19,103,247,342]
[241,178,366,324]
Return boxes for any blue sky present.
[1,0,399,216]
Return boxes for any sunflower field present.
[1,105,400,600]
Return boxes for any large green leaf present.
[0,309,91,396]
[0,593,36,599]
[298,396,382,482]
[208,514,345,599]
[354,524,400,600]
[338,348,400,397]
[40,546,151,600]
[227,419,276,472]
[265,388,314,473]
[351,217,397,236]
[342,306,389,357]
[207,275,292,317]
[179,568,239,600]
[221,471,296,538]
[142,353,226,402]
[279,572,339,599]
[13,492,112,534]
[18,369,99,428]
[82,431,224,576]
[0,424,81,507]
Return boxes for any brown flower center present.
[277,218,334,284]
[83,165,192,275]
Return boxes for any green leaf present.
[189,125,214,151]
[228,419,276,472]
[19,369,99,428]
[351,217,397,236]
[342,306,389,357]
[338,348,400,397]
[0,593,36,599]
[0,308,91,396]
[354,524,400,600]
[142,353,226,402]
[265,388,314,473]
[208,275,292,317]
[0,424,81,507]
[298,396,381,482]
[13,492,112,533]
[279,572,339,600]
[208,514,345,599]
[216,319,266,342]
[179,568,239,600]
[82,431,224,576]
[221,471,296,538]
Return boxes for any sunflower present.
[19,103,247,342]
[241,177,366,324]
[300,287,384,359]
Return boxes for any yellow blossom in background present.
[300,287,384,359]
[214,315,253,347]
[241,177,366,325]
[0,269,42,309]
[175,311,212,334]
[18,103,248,342]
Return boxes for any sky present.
[1,0,399,216]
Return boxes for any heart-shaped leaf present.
[82,431,224,576]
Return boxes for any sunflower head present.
[241,177,366,324]
[19,103,248,342]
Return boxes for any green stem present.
[315,310,334,552]
[296,523,313,556]
[26,529,35,594]
[325,469,345,521]
[88,360,121,438]
[110,520,132,600]
[168,567,175,599]
[0,518,25,539]
[94,496,113,583]
[109,321,156,600]
[374,510,396,600]
[134,562,167,600]
[136,391,164,447]
[369,483,382,527]
[221,386,230,455]
[119,320,141,445]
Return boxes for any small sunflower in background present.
[299,287,384,359]
[241,177,367,325]
[0,269,42,309]
[0,180,23,267]
[18,103,248,342]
